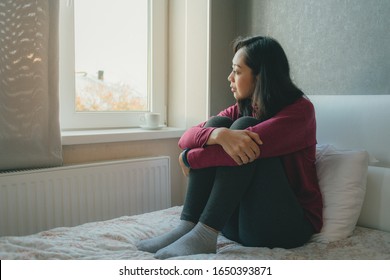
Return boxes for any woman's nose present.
[227,71,233,82]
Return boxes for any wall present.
[168,0,210,127]
[209,0,238,116]
[236,0,390,95]
[169,0,239,118]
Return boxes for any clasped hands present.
[179,128,263,176]
[209,127,263,165]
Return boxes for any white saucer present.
[139,125,164,130]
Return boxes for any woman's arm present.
[178,104,240,149]
[178,125,215,149]
[206,127,262,165]
[186,97,317,169]
[178,104,261,165]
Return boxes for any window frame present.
[59,0,167,130]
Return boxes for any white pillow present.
[311,144,369,243]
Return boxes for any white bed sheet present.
[0,206,389,260]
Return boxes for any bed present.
[1,95,390,260]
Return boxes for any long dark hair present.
[233,36,303,121]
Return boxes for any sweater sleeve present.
[248,97,317,158]
[178,104,239,149]
[186,97,317,169]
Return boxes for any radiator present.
[0,157,171,237]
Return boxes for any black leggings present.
[180,116,314,248]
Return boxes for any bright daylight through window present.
[59,0,166,130]
[74,0,148,112]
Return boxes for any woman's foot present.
[136,220,195,253]
[154,223,218,259]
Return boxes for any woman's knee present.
[204,116,234,128]
[230,116,261,130]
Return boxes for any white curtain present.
[0,0,62,171]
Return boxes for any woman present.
[137,36,323,259]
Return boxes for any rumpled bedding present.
[0,206,389,260]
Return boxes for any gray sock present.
[154,222,218,259]
[137,220,195,253]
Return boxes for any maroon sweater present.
[178,96,323,233]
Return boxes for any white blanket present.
[0,206,389,260]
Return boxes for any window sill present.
[61,127,185,145]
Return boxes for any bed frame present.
[309,94,390,233]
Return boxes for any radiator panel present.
[0,157,171,236]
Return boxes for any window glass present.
[74,0,148,112]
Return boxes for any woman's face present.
[227,48,256,101]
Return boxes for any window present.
[59,0,167,130]
[74,0,148,112]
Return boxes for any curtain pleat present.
[0,0,62,171]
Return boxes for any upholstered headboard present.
[309,95,390,232]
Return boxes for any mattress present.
[0,206,389,260]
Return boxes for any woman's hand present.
[179,151,190,176]
[207,128,263,165]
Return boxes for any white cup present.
[143,112,160,128]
